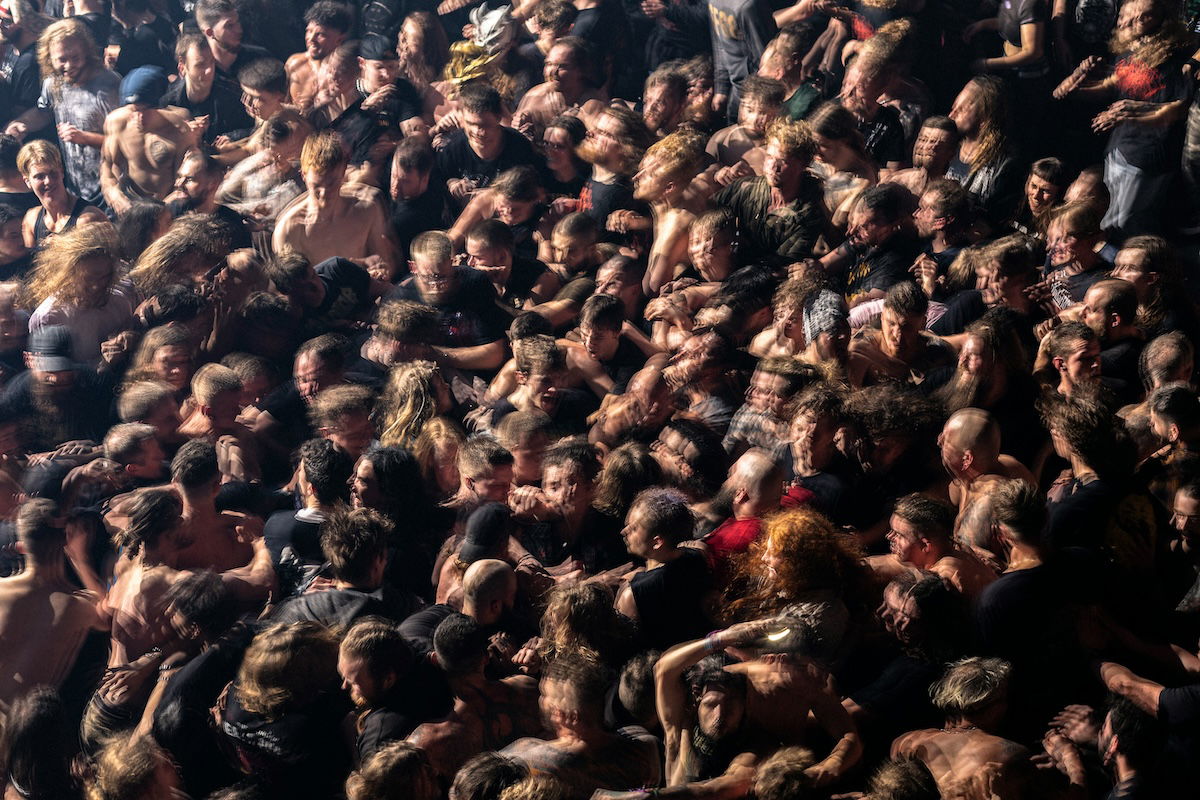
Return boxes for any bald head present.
[462,559,517,624]
[728,448,783,518]
[941,408,1001,477]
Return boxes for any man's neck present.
[1005,542,1042,572]
[769,180,801,208]
[930,230,951,253]
[23,558,68,584]
[43,190,74,217]
[333,578,377,592]
[185,77,213,102]
[307,194,344,221]
[210,38,238,70]
[1113,755,1138,786]
[592,164,619,183]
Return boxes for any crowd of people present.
[2,0,1200,796]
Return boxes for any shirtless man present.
[513,37,606,141]
[17,140,106,248]
[501,654,661,797]
[655,620,862,792]
[0,499,107,711]
[100,66,198,214]
[891,657,1034,797]
[634,130,708,297]
[407,613,542,781]
[169,440,256,573]
[881,493,997,602]
[273,130,399,268]
[940,408,1036,552]
[285,1,351,112]
[104,488,272,667]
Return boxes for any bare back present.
[0,574,102,709]
[272,184,392,263]
[891,727,1032,796]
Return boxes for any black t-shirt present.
[6,48,41,114]
[844,234,922,305]
[260,381,313,451]
[518,507,629,575]
[601,337,647,394]
[222,684,353,798]
[399,602,457,657]
[847,654,941,741]
[111,16,177,74]
[579,177,642,242]
[630,549,713,651]
[1109,50,1193,170]
[999,0,1048,48]
[389,267,511,347]
[271,583,425,628]
[0,252,34,282]
[0,189,39,213]
[1045,478,1119,552]
[155,623,256,798]
[357,662,455,761]
[305,257,374,334]
[1099,338,1144,403]
[263,509,323,565]
[390,182,453,261]
[331,83,422,165]
[435,127,545,190]
[218,43,273,80]
[496,257,551,316]
[160,75,254,142]
[930,290,988,336]
[795,469,855,526]
[856,104,907,166]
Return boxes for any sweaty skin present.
[101,105,198,211]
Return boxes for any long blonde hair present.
[20,222,119,310]
[123,325,194,387]
[378,360,442,449]
[412,416,466,493]
[37,18,100,93]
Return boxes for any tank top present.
[32,195,91,246]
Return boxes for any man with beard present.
[654,619,861,791]
[909,179,971,295]
[819,182,920,309]
[501,654,660,795]
[1080,278,1145,400]
[848,282,955,389]
[662,327,742,436]
[338,617,453,762]
[285,2,351,112]
[0,325,116,456]
[887,116,959,197]
[166,149,252,250]
[388,231,511,373]
[839,56,906,172]
[5,19,120,208]
[715,118,826,269]
[194,0,270,81]
[160,33,253,145]
[706,76,785,183]
[642,66,688,139]
[388,137,452,263]
[436,83,543,206]
[637,130,708,297]
[572,105,654,239]
[0,0,44,123]
[408,614,542,781]
[100,67,197,216]
[703,449,782,581]
[513,37,606,140]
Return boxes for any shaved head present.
[463,559,517,615]
[940,408,1001,479]
[729,448,783,500]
